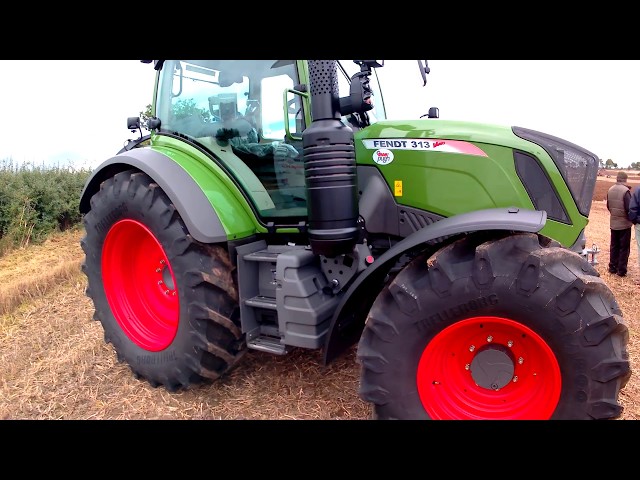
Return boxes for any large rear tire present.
[81,170,246,391]
[357,232,631,419]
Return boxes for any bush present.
[0,160,91,255]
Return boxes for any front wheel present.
[357,232,631,419]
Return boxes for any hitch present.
[581,243,600,266]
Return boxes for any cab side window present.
[261,74,297,140]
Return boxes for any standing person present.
[606,171,632,277]
[628,182,640,284]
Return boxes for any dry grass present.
[0,182,638,420]
[0,227,84,316]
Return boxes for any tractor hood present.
[354,118,599,221]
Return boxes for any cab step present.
[247,335,288,355]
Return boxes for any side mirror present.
[127,117,141,131]
[127,116,149,141]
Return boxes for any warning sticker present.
[363,139,487,157]
[394,180,402,196]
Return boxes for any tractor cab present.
[148,60,386,220]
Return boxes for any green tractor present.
[79,60,631,420]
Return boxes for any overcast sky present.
[1,60,638,169]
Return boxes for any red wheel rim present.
[102,219,179,351]
[416,316,561,419]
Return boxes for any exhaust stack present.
[302,60,359,257]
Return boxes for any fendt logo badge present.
[373,148,394,165]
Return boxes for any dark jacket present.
[607,182,632,230]
[629,185,640,225]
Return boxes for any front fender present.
[322,207,547,365]
[80,148,229,243]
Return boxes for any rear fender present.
[322,207,547,364]
[80,148,229,243]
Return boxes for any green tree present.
[172,98,211,121]
[605,159,618,169]
[140,104,152,130]
[0,163,89,254]
[630,161,640,170]
[139,99,211,130]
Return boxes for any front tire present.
[357,232,631,419]
[81,170,246,391]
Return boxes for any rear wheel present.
[357,232,631,419]
[81,170,246,391]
